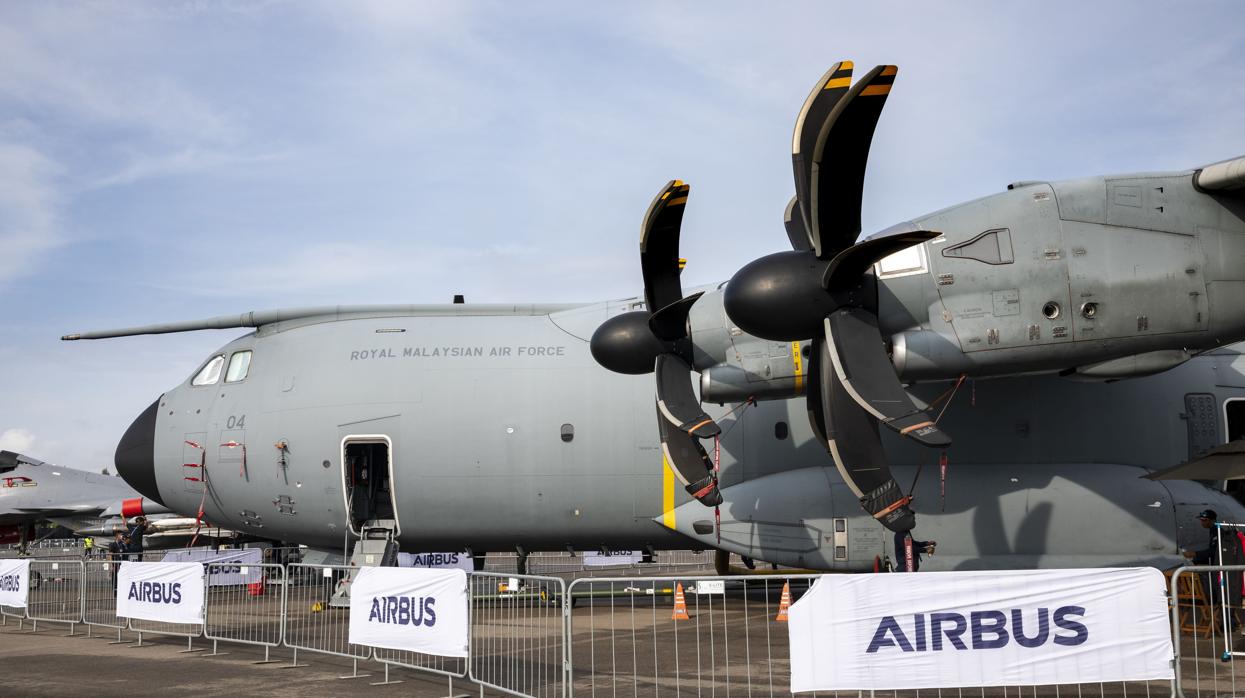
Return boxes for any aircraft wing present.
[1143,440,1245,480]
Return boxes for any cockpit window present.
[225,350,252,383]
[191,355,225,386]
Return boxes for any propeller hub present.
[590,310,669,375]
[723,250,837,341]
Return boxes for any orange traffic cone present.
[774,581,792,622]
[671,582,690,621]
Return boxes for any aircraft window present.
[225,350,252,383]
[875,244,927,279]
[774,422,789,440]
[191,355,224,386]
[560,424,574,443]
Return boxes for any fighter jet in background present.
[0,451,231,550]
[64,62,1245,571]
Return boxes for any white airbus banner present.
[788,567,1173,692]
[348,567,469,658]
[583,550,642,566]
[397,552,473,572]
[0,559,30,608]
[116,562,205,625]
[161,548,263,586]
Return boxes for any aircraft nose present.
[115,397,163,506]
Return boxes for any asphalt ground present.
[0,620,478,698]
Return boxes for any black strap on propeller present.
[657,405,722,507]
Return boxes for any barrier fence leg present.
[131,631,145,647]
[252,645,281,665]
[280,647,308,669]
[107,627,127,645]
[368,660,401,686]
[202,639,230,657]
[342,657,374,681]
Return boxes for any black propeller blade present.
[589,180,723,508]
[723,64,943,532]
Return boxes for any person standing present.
[122,515,148,561]
[1183,509,1219,564]
[894,529,937,572]
[106,532,126,589]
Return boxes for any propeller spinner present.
[724,63,947,532]
[590,181,722,507]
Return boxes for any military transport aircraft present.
[0,450,171,548]
[63,62,1245,571]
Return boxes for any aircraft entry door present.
[341,435,399,537]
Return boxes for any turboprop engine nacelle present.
[880,171,1245,381]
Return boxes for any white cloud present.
[0,428,37,454]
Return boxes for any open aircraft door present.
[339,431,400,538]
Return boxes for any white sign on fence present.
[0,559,30,608]
[397,551,473,572]
[583,550,641,566]
[115,562,205,625]
[162,548,263,586]
[348,567,469,658]
[789,567,1173,692]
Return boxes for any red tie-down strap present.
[221,441,248,478]
[183,440,206,480]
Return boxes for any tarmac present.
[0,620,474,697]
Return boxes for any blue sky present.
[1,1,1243,470]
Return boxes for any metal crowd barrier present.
[82,560,128,641]
[6,558,1230,697]
[1170,564,1245,698]
[566,574,817,695]
[469,571,565,698]
[282,563,371,675]
[203,561,286,662]
[25,559,83,635]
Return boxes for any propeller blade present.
[824,310,950,448]
[783,196,813,252]
[640,180,691,312]
[657,405,722,507]
[792,61,854,253]
[649,292,705,342]
[809,65,898,260]
[816,340,916,532]
[655,353,722,438]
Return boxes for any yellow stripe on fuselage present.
[662,456,676,529]
[791,341,804,393]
